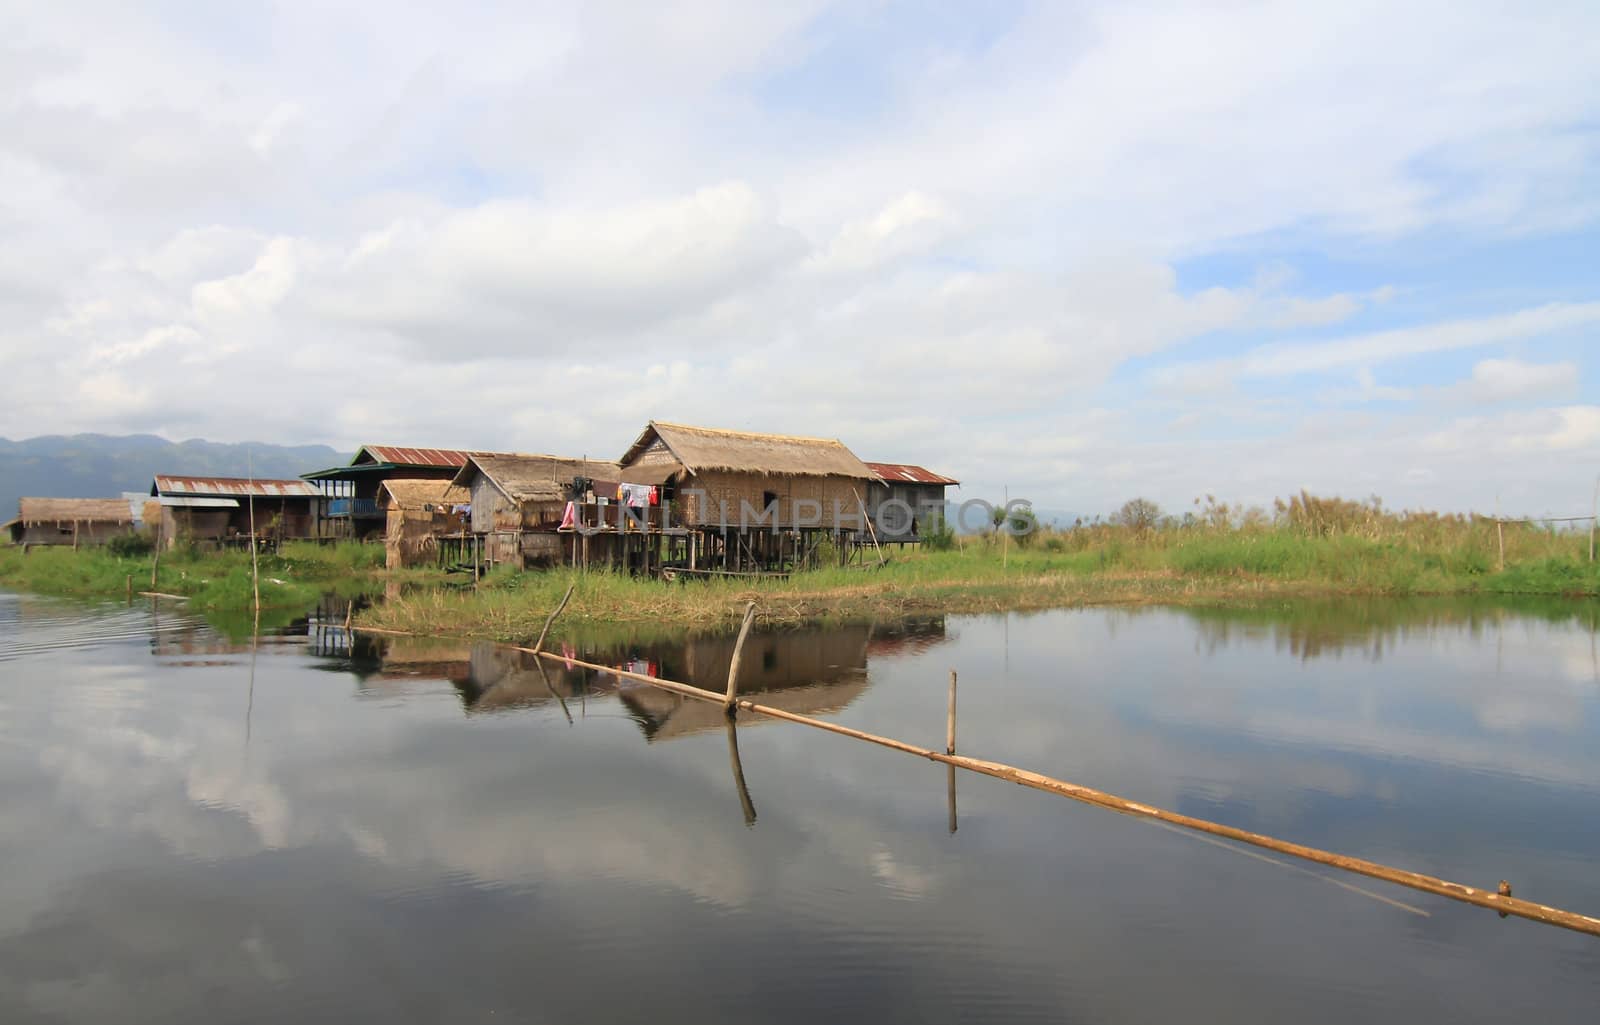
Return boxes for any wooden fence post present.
[946,670,958,755]
[724,601,758,717]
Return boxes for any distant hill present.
[0,434,348,516]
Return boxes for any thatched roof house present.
[452,454,621,567]
[377,478,470,511]
[616,421,878,530]
[377,478,472,570]
[4,498,138,546]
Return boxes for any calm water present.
[1,591,1598,1023]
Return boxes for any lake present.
[1,590,1597,1023]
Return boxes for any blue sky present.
[0,0,1596,515]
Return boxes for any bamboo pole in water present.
[530,583,575,655]
[724,601,757,715]
[491,640,1600,939]
[946,670,958,755]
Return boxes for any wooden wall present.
[679,471,875,530]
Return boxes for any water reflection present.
[3,592,1598,1025]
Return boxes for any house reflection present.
[375,616,950,739]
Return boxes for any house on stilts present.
[862,462,959,543]
[451,453,622,570]
[612,421,882,576]
[302,445,493,540]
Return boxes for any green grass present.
[360,514,1600,643]
[7,494,1598,643]
[0,541,407,619]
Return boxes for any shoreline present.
[5,539,1598,643]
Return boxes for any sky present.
[1,0,1597,518]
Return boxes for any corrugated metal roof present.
[358,446,476,468]
[152,476,323,499]
[158,496,242,509]
[865,462,960,486]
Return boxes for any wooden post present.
[72,520,79,551]
[1590,476,1598,563]
[151,517,162,587]
[248,452,261,619]
[125,574,132,602]
[946,669,958,755]
[531,582,575,655]
[724,601,758,717]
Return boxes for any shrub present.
[107,532,153,558]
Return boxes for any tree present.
[1113,497,1163,532]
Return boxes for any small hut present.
[863,462,960,542]
[151,475,326,549]
[3,498,138,547]
[451,454,621,569]
[303,445,493,539]
[378,479,470,569]
[615,421,881,573]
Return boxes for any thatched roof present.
[452,454,621,504]
[618,421,876,480]
[378,478,469,510]
[16,498,135,525]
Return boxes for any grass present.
[6,492,1598,642]
[0,541,413,619]
[361,497,1600,643]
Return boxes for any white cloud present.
[1441,357,1580,404]
[0,1,1596,517]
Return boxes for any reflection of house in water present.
[382,618,949,730]
[617,625,874,742]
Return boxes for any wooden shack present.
[302,445,495,539]
[3,498,138,547]
[378,479,470,569]
[151,475,326,549]
[451,454,620,569]
[614,421,881,574]
[863,462,959,542]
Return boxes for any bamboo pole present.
[125,574,132,603]
[947,765,958,835]
[247,453,260,619]
[1495,494,1505,572]
[724,601,758,716]
[946,669,958,755]
[502,643,1600,939]
[1591,476,1598,563]
[530,583,575,655]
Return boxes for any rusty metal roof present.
[865,462,960,486]
[152,475,323,499]
[357,445,477,468]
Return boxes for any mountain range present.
[0,434,348,517]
